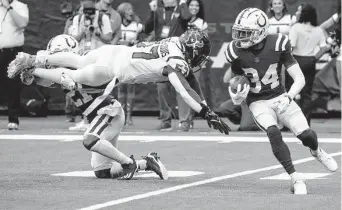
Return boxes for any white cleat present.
[143,152,168,180]
[69,120,89,131]
[7,52,35,78]
[311,147,338,172]
[291,179,307,195]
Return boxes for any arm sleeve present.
[186,71,205,102]
[230,59,244,75]
[286,63,305,99]
[164,66,203,113]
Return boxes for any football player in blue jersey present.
[225,8,338,194]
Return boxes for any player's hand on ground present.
[228,84,250,105]
[204,109,231,135]
[277,94,292,114]
[60,73,76,90]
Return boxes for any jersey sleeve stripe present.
[224,50,232,62]
[167,56,185,62]
[281,35,289,51]
[229,42,238,60]
[275,33,282,51]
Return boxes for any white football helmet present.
[46,34,79,54]
[232,8,269,48]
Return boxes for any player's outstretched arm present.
[164,66,231,134]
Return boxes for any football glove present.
[228,84,250,105]
[60,73,77,90]
[20,71,34,85]
[277,94,292,115]
[199,104,231,135]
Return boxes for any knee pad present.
[297,129,318,150]
[94,168,111,179]
[83,134,100,150]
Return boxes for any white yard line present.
[77,152,341,210]
[0,134,341,143]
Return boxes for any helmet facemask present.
[232,25,266,48]
[180,29,211,72]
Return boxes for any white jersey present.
[120,21,143,43]
[268,14,295,35]
[104,37,189,84]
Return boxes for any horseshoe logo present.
[257,14,266,27]
[65,37,77,48]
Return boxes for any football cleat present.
[310,147,338,172]
[7,52,36,79]
[69,120,89,131]
[120,155,138,180]
[7,123,19,130]
[143,152,168,180]
[291,179,307,195]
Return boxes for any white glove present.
[149,0,157,11]
[179,0,187,4]
[60,73,76,90]
[20,72,34,85]
[228,84,250,105]
[277,94,292,114]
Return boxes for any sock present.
[91,139,132,164]
[267,125,295,174]
[137,159,147,170]
[311,148,319,156]
[290,172,302,183]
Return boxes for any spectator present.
[70,0,113,54]
[0,0,29,130]
[288,3,327,125]
[267,0,296,35]
[61,1,75,35]
[176,0,208,130]
[96,0,122,45]
[186,0,207,34]
[117,2,143,126]
[145,0,192,131]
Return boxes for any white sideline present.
[77,152,341,210]
[0,134,341,143]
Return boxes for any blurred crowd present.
[0,0,340,131]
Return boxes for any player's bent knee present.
[94,168,111,179]
[297,129,318,148]
[83,134,100,150]
[266,125,281,139]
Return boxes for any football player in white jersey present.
[226,8,338,194]
[20,34,169,180]
[9,29,230,177]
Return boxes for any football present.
[229,75,250,94]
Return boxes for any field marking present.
[0,134,340,143]
[51,170,204,178]
[260,172,332,180]
[77,152,341,210]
